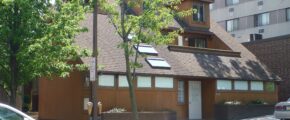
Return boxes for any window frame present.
[118,75,129,88]
[188,38,207,48]
[192,3,205,22]
[255,12,270,27]
[250,81,264,91]
[233,81,249,91]
[155,77,174,89]
[137,76,152,88]
[98,74,115,87]
[226,0,239,6]
[226,18,239,32]
[217,80,233,91]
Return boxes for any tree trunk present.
[7,3,20,107]
[124,42,139,120]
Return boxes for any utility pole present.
[92,0,98,119]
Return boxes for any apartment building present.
[210,0,290,43]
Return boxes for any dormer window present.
[188,38,207,48]
[193,3,205,22]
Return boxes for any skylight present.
[146,57,171,69]
[134,44,158,55]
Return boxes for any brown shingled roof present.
[75,13,280,81]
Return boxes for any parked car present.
[0,103,35,120]
[274,98,290,120]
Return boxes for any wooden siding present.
[215,86,278,105]
[97,77,216,120]
[39,70,90,120]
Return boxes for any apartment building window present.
[193,3,205,22]
[188,38,207,48]
[226,19,239,32]
[255,13,270,26]
[287,8,290,21]
[226,0,239,6]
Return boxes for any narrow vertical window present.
[178,81,185,104]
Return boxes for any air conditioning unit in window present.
[250,34,263,42]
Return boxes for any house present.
[38,0,280,120]
[244,34,290,101]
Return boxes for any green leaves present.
[98,0,192,71]
[0,0,90,91]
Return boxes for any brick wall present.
[243,35,290,101]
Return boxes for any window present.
[146,57,171,69]
[217,80,232,90]
[155,77,174,88]
[265,82,275,92]
[134,44,158,55]
[255,13,270,26]
[193,3,205,22]
[137,76,151,88]
[188,38,207,48]
[287,8,290,21]
[98,75,115,87]
[118,75,129,87]
[178,81,185,103]
[250,81,264,91]
[234,81,248,90]
[0,107,23,120]
[226,19,239,32]
[226,0,239,6]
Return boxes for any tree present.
[0,0,90,106]
[98,0,194,120]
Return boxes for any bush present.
[105,107,127,113]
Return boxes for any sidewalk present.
[242,115,278,120]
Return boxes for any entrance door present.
[188,81,202,120]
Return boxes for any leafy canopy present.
[0,0,90,91]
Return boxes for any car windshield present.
[0,106,24,120]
